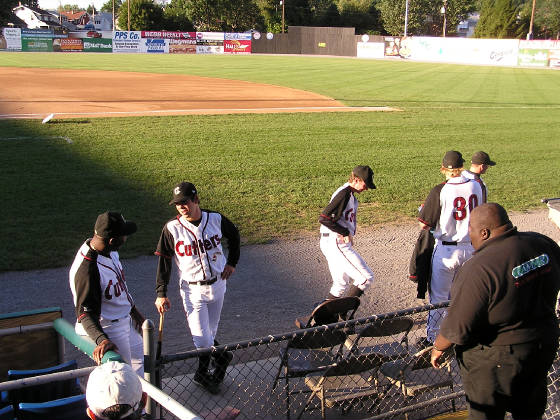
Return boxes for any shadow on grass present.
[0,119,171,271]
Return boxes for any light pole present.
[112,0,115,31]
[404,0,409,36]
[527,0,536,39]
[441,0,447,37]
[127,0,130,31]
[281,0,285,33]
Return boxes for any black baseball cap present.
[442,151,465,169]
[169,182,198,205]
[353,165,376,189]
[94,212,137,238]
[471,151,496,166]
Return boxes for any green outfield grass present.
[1,53,559,271]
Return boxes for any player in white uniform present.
[69,212,144,375]
[461,150,496,202]
[154,182,240,394]
[319,165,376,300]
[418,151,485,344]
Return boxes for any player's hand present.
[93,339,118,365]
[130,306,145,332]
[221,264,235,280]
[430,347,444,369]
[155,297,171,314]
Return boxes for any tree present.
[534,0,560,38]
[1,0,20,27]
[376,0,430,35]
[62,4,82,11]
[285,0,313,26]
[256,0,282,32]
[337,0,383,33]
[101,0,122,14]
[475,0,522,38]
[162,0,194,31]
[222,0,264,31]
[117,0,164,30]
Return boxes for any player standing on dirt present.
[319,165,376,300]
[417,151,485,346]
[154,182,240,395]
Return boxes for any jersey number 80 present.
[453,194,479,220]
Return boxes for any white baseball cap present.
[86,362,143,420]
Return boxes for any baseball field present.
[1,52,559,271]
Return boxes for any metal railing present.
[157,302,560,420]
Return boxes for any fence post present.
[143,319,155,418]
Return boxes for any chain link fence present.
[157,302,560,420]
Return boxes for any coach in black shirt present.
[431,203,560,420]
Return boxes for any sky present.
[38,0,107,11]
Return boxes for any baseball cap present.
[353,165,376,189]
[471,151,496,166]
[442,151,465,169]
[94,212,137,238]
[169,182,198,205]
[86,362,143,420]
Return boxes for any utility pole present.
[404,0,409,36]
[112,0,115,31]
[441,0,447,37]
[527,0,536,39]
[127,0,130,31]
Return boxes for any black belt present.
[188,277,218,286]
[442,241,457,246]
[320,233,330,237]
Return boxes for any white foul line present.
[0,136,73,144]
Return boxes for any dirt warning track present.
[0,67,396,119]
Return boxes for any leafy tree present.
[117,0,164,30]
[222,0,264,31]
[256,0,282,32]
[285,0,313,26]
[337,0,382,33]
[376,0,430,35]
[184,0,221,31]
[62,4,82,11]
[475,0,521,38]
[101,0,122,14]
[162,0,194,31]
[315,2,342,26]
[1,0,20,26]
[534,0,560,38]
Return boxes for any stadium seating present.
[18,394,88,420]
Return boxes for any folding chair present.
[347,317,414,386]
[298,352,386,419]
[379,346,456,420]
[272,297,360,419]
[18,394,88,420]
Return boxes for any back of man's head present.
[86,362,144,420]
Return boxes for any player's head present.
[350,165,376,193]
[169,181,201,220]
[86,362,146,420]
[440,150,464,178]
[468,203,513,250]
[470,151,496,175]
[93,212,137,251]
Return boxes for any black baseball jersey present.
[441,228,560,346]
[155,210,240,297]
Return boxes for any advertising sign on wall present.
[169,39,196,54]
[196,32,224,41]
[54,38,83,52]
[357,42,384,59]
[83,37,112,52]
[225,32,252,41]
[142,31,195,40]
[141,38,169,53]
[1,28,22,50]
[196,44,224,54]
[21,28,53,38]
[113,31,142,53]
[22,38,53,52]
[517,48,549,67]
[224,39,251,54]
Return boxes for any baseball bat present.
[156,311,164,360]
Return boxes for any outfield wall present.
[2,26,559,68]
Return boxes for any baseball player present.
[461,150,496,202]
[69,212,145,375]
[319,165,376,300]
[154,182,240,395]
[417,151,485,345]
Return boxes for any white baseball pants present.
[426,241,474,342]
[320,234,374,298]
[180,279,226,349]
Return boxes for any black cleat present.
[193,370,220,395]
